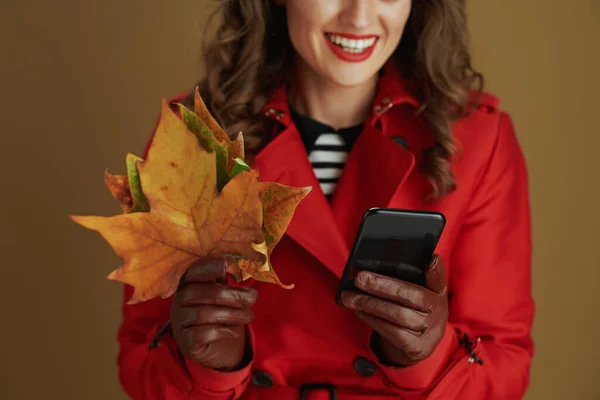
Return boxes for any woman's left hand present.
[341,255,449,366]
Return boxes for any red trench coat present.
[117,62,534,399]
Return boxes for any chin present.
[323,67,379,88]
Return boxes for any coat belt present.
[246,385,400,400]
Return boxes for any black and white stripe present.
[308,133,348,197]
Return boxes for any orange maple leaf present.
[71,98,309,303]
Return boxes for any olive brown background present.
[1,0,598,399]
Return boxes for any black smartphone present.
[335,208,446,305]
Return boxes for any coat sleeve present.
[116,100,254,399]
[117,284,255,400]
[369,112,535,399]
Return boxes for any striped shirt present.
[290,106,363,200]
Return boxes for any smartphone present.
[335,208,446,305]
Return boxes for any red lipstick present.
[324,32,379,63]
[326,32,378,40]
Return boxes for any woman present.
[117,0,534,399]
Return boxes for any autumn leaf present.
[104,172,131,212]
[179,104,230,191]
[193,87,245,170]
[231,133,245,168]
[71,99,266,303]
[227,182,311,287]
[105,153,149,213]
[260,182,312,252]
[71,92,310,304]
[242,242,294,289]
[230,157,251,179]
[221,174,310,288]
[193,88,229,144]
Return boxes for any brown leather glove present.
[341,255,448,366]
[170,258,258,371]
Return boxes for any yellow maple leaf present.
[72,88,311,303]
[71,99,276,303]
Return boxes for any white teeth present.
[326,34,377,52]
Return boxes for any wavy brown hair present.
[188,0,483,199]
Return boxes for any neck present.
[288,58,378,130]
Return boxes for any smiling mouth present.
[325,33,378,54]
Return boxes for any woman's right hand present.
[170,258,258,371]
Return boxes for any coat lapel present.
[330,123,416,249]
[327,60,425,249]
[251,122,350,279]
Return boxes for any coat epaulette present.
[474,92,500,114]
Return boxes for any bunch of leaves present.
[70,88,311,304]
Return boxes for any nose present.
[339,0,374,29]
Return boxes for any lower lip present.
[324,35,378,63]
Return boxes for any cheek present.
[285,4,316,56]
[383,5,412,44]
[286,21,314,66]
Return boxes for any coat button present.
[251,371,273,388]
[353,357,377,377]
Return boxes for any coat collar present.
[260,58,420,128]
[369,59,420,120]
[253,59,421,279]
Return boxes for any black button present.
[353,357,377,377]
[391,136,409,150]
[251,371,273,388]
